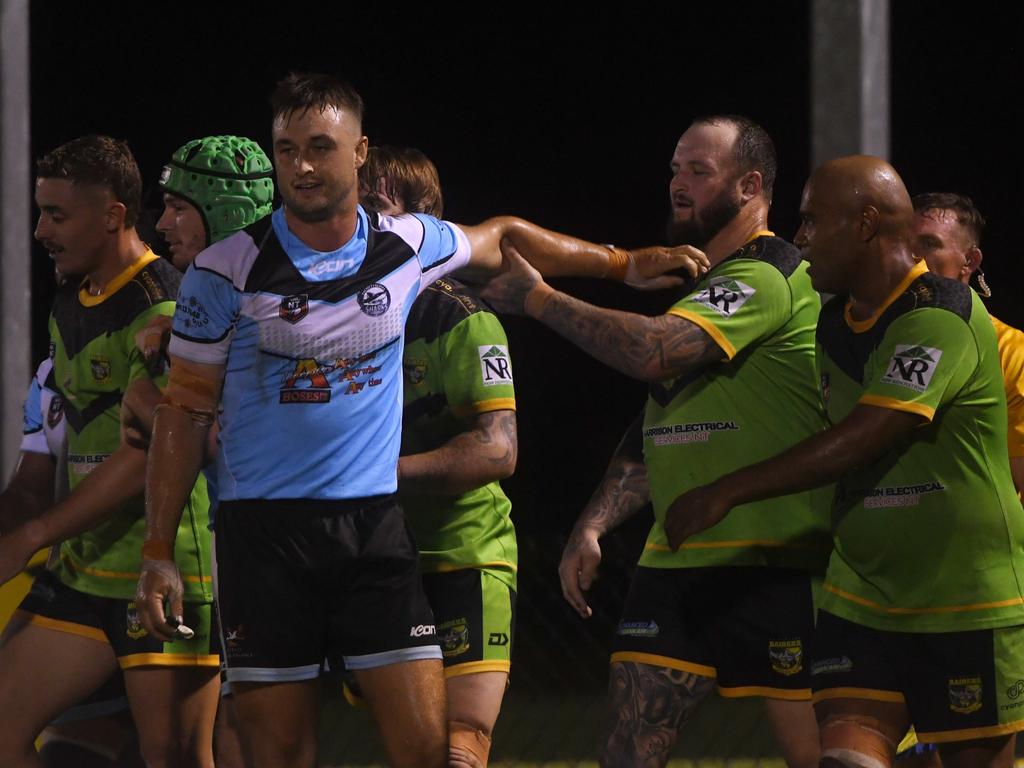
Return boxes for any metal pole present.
[1,0,31,480]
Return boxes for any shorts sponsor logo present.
[180,296,210,329]
[1002,680,1024,711]
[439,618,470,657]
[488,632,510,647]
[126,601,147,640]
[689,277,755,317]
[47,395,64,429]
[68,453,110,476]
[405,359,428,386]
[769,639,803,676]
[224,625,246,649]
[479,345,513,387]
[810,656,853,676]
[948,676,983,714]
[880,345,943,393]
[279,294,309,324]
[358,283,391,317]
[90,356,111,383]
[643,421,739,446]
[409,624,436,638]
[859,481,945,509]
[616,620,659,638]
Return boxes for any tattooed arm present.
[559,409,650,618]
[397,410,518,496]
[482,244,725,383]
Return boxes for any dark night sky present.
[27,3,1024,531]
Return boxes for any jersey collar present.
[844,259,928,333]
[78,249,160,307]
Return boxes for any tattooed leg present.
[599,662,715,768]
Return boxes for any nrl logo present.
[279,294,309,324]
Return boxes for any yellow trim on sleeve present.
[916,719,1024,744]
[61,552,212,584]
[427,561,518,574]
[844,260,928,333]
[444,660,511,679]
[21,612,109,644]
[812,686,906,704]
[857,394,936,422]
[718,685,811,701]
[822,582,1024,615]
[79,250,161,307]
[645,538,809,553]
[450,398,517,419]
[667,307,737,359]
[119,653,220,669]
[610,651,716,678]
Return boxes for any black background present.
[28,3,1024,533]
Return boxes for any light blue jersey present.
[169,206,471,502]
[21,358,65,458]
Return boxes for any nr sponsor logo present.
[279,294,309,324]
[948,676,983,714]
[479,345,513,387]
[409,624,436,638]
[358,283,391,317]
[880,345,943,393]
[616,620,659,638]
[689,277,755,317]
[768,639,803,676]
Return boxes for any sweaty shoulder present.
[405,277,488,346]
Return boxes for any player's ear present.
[354,136,368,169]
[739,171,762,203]
[105,201,127,233]
[859,205,880,241]
[965,245,983,276]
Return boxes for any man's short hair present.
[360,146,443,218]
[691,114,777,201]
[911,192,986,245]
[36,135,142,228]
[270,72,364,127]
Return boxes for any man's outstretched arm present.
[482,244,726,382]
[559,409,650,618]
[663,404,922,549]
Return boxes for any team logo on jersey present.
[769,639,803,676]
[438,617,470,657]
[405,359,428,386]
[616,620,660,638]
[90,356,111,383]
[279,294,309,324]
[479,345,513,387]
[47,394,64,429]
[689,277,755,317]
[126,601,147,640]
[357,283,391,317]
[949,676,983,714]
[880,345,943,393]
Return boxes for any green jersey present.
[49,251,212,602]
[640,234,832,572]
[400,279,517,590]
[816,260,1024,632]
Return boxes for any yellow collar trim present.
[79,250,160,307]
[845,260,928,333]
[746,229,775,243]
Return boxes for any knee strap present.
[821,716,899,768]
[449,720,492,768]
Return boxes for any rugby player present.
[134,72,706,768]
[360,146,517,768]
[666,156,1024,768]
[485,115,829,768]
[0,135,218,768]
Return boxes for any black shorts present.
[214,496,441,684]
[610,565,814,699]
[812,610,1024,743]
[18,570,217,670]
[422,567,516,676]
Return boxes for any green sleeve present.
[123,300,176,388]
[859,309,977,421]
[666,259,790,359]
[439,311,516,422]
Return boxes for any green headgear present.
[159,135,274,244]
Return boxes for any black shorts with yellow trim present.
[422,567,515,677]
[17,569,217,669]
[812,610,1024,744]
[610,565,813,699]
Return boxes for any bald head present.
[795,156,916,294]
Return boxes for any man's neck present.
[85,231,148,294]
[847,243,920,321]
[283,204,359,253]
[703,202,770,268]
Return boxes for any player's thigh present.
[231,680,320,768]
[937,733,1015,768]
[763,698,820,768]
[0,611,118,747]
[447,671,509,733]
[124,666,219,748]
